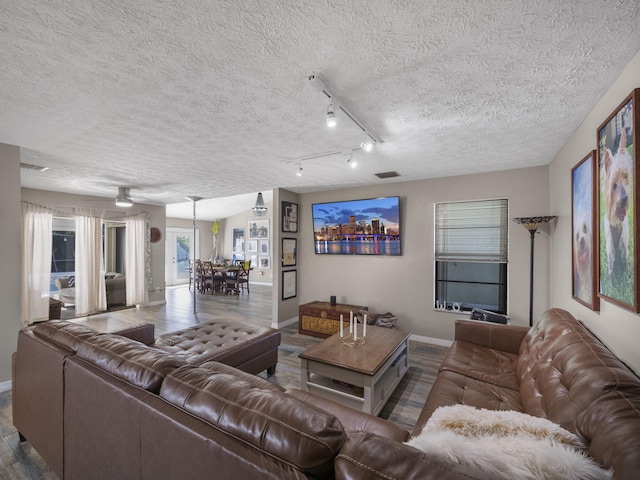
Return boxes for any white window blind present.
[435,199,508,263]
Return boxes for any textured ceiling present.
[2,0,639,220]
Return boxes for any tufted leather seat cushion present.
[160,363,346,478]
[414,369,524,434]
[439,340,520,391]
[153,320,280,368]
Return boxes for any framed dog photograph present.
[597,89,640,312]
[572,151,599,311]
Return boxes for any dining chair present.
[225,262,250,294]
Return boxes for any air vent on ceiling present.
[374,171,400,179]
[20,162,49,172]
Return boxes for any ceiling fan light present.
[326,103,337,128]
[115,196,133,207]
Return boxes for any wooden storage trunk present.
[299,301,368,338]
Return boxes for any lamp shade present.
[513,216,556,231]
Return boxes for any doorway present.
[165,227,199,286]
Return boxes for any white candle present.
[363,314,367,337]
[350,311,353,334]
[354,319,358,341]
[340,314,344,337]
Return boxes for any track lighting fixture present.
[297,162,304,176]
[326,102,337,128]
[308,73,384,149]
[360,135,375,152]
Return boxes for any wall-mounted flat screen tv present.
[312,196,401,255]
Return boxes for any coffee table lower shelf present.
[300,336,408,416]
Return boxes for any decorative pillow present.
[67,276,75,287]
[405,405,611,480]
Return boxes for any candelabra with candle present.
[340,311,367,347]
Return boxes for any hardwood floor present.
[0,284,447,479]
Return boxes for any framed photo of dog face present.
[597,89,640,312]
[572,151,599,311]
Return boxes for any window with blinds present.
[434,199,508,314]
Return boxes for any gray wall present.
[297,166,550,342]
[272,188,300,327]
[0,144,22,385]
[550,49,640,373]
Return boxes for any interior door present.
[165,227,199,286]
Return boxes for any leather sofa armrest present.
[335,433,475,480]
[454,320,529,355]
[286,389,410,443]
[113,324,155,345]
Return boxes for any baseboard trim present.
[0,380,12,393]
[142,300,167,307]
[273,316,298,329]
[410,334,453,347]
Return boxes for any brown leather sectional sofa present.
[12,308,640,479]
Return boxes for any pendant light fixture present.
[252,192,268,216]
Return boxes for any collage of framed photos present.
[571,88,639,313]
[248,219,271,270]
[281,201,298,300]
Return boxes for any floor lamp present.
[513,216,556,327]
[185,196,203,314]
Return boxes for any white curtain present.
[21,203,53,326]
[75,210,106,316]
[125,213,148,306]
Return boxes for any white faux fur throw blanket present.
[405,405,611,480]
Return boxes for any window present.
[50,217,76,293]
[434,199,508,314]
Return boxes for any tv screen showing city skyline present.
[312,196,401,255]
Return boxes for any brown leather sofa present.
[336,308,640,480]
[12,309,640,479]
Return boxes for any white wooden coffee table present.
[299,325,410,415]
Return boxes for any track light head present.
[347,152,358,169]
[297,163,304,176]
[360,135,375,152]
[326,102,337,128]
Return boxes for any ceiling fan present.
[115,187,134,207]
[81,186,165,208]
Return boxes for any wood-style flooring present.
[0,284,447,479]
